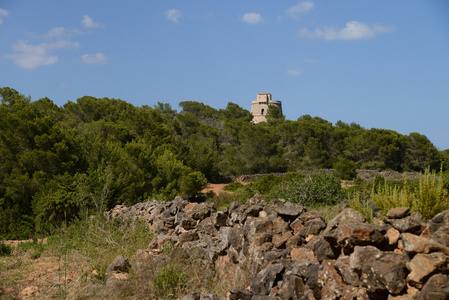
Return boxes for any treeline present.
[0,87,446,238]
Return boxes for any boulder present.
[401,232,449,255]
[250,263,285,295]
[386,207,410,219]
[431,225,449,247]
[415,274,449,300]
[407,252,447,288]
[349,246,407,295]
[385,215,425,234]
[106,255,131,274]
[276,202,305,221]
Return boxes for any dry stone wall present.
[214,170,422,184]
[106,197,449,299]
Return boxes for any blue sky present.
[1,1,449,149]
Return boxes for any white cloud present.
[242,13,264,25]
[166,9,183,23]
[80,53,107,65]
[82,15,103,29]
[5,40,79,69]
[299,21,395,41]
[286,1,314,19]
[287,68,302,76]
[0,8,8,25]
[46,27,67,39]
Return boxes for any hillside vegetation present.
[0,87,447,239]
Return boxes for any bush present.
[222,182,244,192]
[153,263,187,299]
[271,173,344,206]
[0,242,12,256]
[348,191,375,223]
[17,240,46,259]
[249,174,282,195]
[372,167,449,219]
[333,158,357,180]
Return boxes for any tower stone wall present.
[250,93,282,123]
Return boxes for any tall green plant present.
[371,167,448,219]
[415,167,449,219]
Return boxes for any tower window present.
[261,109,265,115]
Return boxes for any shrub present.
[372,167,449,219]
[249,174,282,195]
[0,242,12,256]
[222,182,244,192]
[271,173,344,206]
[17,240,46,259]
[333,158,357,180]
[153,263,187,299]
[348,191,375,224]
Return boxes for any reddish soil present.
[201,183,231,194]
[201,182,249,195]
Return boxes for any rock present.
[175,212,197,230]
[178,230,200,244]
[285,234,304,250]
[106,255,131,274]
[307,235,338,263]
[277,202,305,221]
[264,250,290,263]
[106,200,449,300]
[415,274,449,300]
[212,211,229,227]
[407,252,447,288]
[290,260,322,298]
[401,232,449,255]
[324,208,366,235]
[181,293,201,300]
[297,219,327,238]
[229,289,254,300]
[291,248,316,261]
[386,228,401,246]
[111,272,129,280]
[290,218,304,235]
[318,260,348,299]
[260,242,274,252]
[201,294,219,300]
[335,255,360,286]
[259,210,269,218]
[431,225,449,247]
[432,209,449,225]
[276,271,305,300]
[386,216,425,234]
[250,263,285,295]
[299,211,323,223]
[188,203,215,220]
[251,296,282,300]
[349,246,407,295]
[386,207,410,219]
[272,231,292,249]
[271,217,290,235]
[21,286,38,296]
[323,208,366,245]
[338,222,386,251]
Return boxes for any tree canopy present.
[0,87,446,238]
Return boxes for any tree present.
[333,158,357,180]
[266,104,285,123]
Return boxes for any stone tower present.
[250,93,282,123]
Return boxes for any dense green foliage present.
[271,173,345,206]
[0,242,12,256]
[0,87,447,238]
